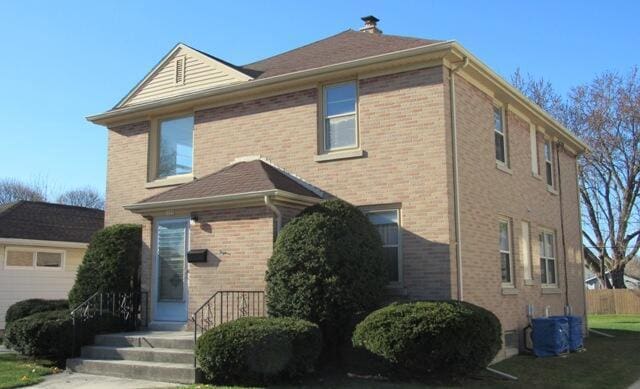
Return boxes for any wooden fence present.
[586,289,640,314]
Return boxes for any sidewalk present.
[30,371,173,389]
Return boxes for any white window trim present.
[521,221,533,283]
[499,217,514,287]
[530,125,540,177]
[148,113,195,183]
[322,81,359,153]
[364,207,403,286]
[544,139,555,190]
[540,229,558,287]
[494,105,509,167]
[4,246,65,271]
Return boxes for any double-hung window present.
[499,218,513,285]
[540,230,557,285]
[156,115,194,179]
[494,106,507,165]
[544,140,554,188]
[366,210,401,283]
[323,82,357,151]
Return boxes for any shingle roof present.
[0,201,104,243]
[241,30,441,79]
[138,160,321,205]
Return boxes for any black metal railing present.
[192,290,265,366]
[70,291,148,356]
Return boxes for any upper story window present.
[5,248,64,270]
[530,125,540,176]
[499,218,513,286]
[366,209,401,284]
[540,230,557,286]
[323,81,357,151]
[157,115,194,179]
[544,140,554,188]
[494,106,507,165]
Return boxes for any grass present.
[181,314,640,389]
[0,354,59,389]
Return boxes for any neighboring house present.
[0,201,103,329]
[585,260,640,289]
[88,16,587,359]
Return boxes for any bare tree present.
[567,68,640,288]
[57,187,104,209]
[512,67,640,289]
[0,178,47,204]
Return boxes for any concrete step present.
[94,331,194,350]
[81,345,194,364]
[66,358,196,384]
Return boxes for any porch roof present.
[125,159,322,214]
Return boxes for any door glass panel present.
[157,221,186,301]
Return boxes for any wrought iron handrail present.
[70,291,148,356]
[191,290,265,366]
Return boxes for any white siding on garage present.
[0,244,85,329]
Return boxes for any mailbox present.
[187,249,208,263]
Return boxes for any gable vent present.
[175,56,186,85]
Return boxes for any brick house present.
[88,16,588,359]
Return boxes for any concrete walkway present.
[30,371,175,388]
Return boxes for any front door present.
[153,218,189,322]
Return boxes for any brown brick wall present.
[106,66,454,312]
[450,73,585,356]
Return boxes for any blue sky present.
[0,0,637,196]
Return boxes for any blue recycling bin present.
[551,315,583,351]
[531,316,569,357]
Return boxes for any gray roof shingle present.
[240,30,441,79]
[0,201,104,243]
[138,160,320,205]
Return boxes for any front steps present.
[67,331,196,384]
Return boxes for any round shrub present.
[196,317,322,385]
[5,299,68,324]
[266,200,386,342]
[5,309,126,362]
[68,224,142,307]
[5,310,73,361]
[352,301,502,378]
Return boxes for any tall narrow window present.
[521,221,533,281]
[540,230,557,285]
[157,115,194,179]
[494,106,507,164]
[499,219,513,285]
[544,140,554,187]
[530,126,539,176]
[323,82,357,151]
[367,210,401,283]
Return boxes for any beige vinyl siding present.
[0,244,85,329]
[125,47,248,107]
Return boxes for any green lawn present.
[0,354,58,389]
[182,314,640,389]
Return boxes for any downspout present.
[449,56,468,301]
[265,195,282,236]
[555,142,571,310]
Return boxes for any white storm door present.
[153,218,189,322]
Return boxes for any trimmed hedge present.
[196,317,322,385]
[68,224,142,307]
[266,200,386,343]
[5,309,125,362]
[352,301,502,378]
[5,299,69,325]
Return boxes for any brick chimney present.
[360,15,382,34]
